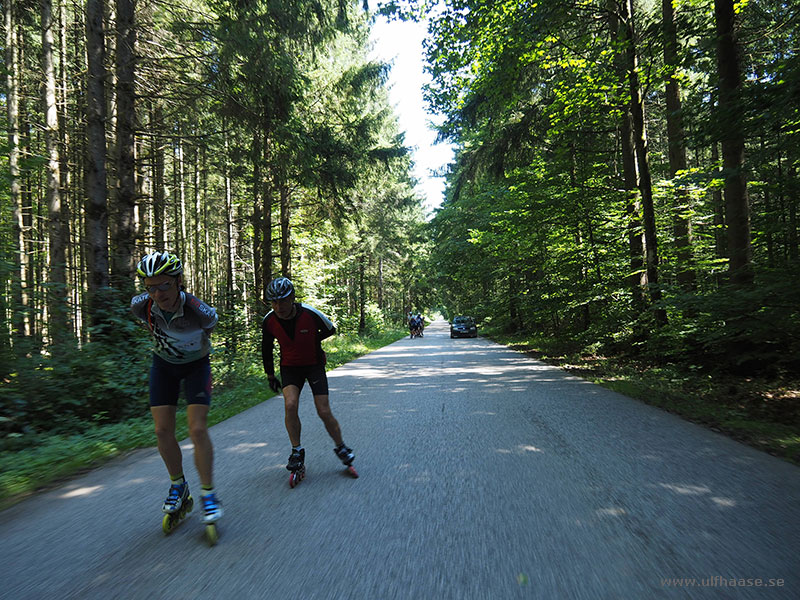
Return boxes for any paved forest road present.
[2,320,798,600]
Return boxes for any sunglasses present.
[146,281,174,293]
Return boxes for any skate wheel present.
[289,466,305,488]
[205,524,218,546]
[347,465,359,478]
[162,513,176,535]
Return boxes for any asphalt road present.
[1,320,798,600]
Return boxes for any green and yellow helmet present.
[136,251,183,278]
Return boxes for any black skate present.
[287,448,306,488]
[334,444,359,478]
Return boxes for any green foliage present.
[641,270,800,375]
[422,0,800,382]
[336,301,390,336]
[0,305,152,446]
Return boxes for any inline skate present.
[287,448,306,488]
[200,492,222,546]
[334,444,359,478]
[161,482,193,535]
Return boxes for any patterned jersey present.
[261,303,336,375]
[131,291,218,364]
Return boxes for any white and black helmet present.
[136,251,183,278]
[266,277,294,300]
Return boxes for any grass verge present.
[0,329,407,510]
[485,329,800,466]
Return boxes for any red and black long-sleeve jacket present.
[261,303,336,376]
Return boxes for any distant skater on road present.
[261,276,357,485]
[131,251,223,530]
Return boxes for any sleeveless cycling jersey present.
[261,303,336,374]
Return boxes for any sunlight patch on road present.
[641,454,663,461]
[226,442,269,453]
[411,471,431,483]
[711,497,737,507]
[597,507,627,517]
[519,445,543,453]
[61,485,103,498]
[495,445,544,455]
[658,483,712,495]
[329,366,391,378]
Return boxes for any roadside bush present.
[0,310,151,449]
[640,274,800,375]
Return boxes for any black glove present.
[268,375,282,393]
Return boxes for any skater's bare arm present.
[261,318,276,376]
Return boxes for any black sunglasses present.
[146,281,174,293]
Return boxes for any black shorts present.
[280,363,329,395]
[149,354,212,407]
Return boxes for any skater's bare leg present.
[188,404,213,488]
[151,405,183,477]
[283,385,302,446]
[313,394,343,446]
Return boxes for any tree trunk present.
[112,0,137,289]
[623,0,666,325]
[201,144,210,299]
[58,0,75,335]
[663,0,695,290]
[152,105,165,250]
[610,0,646,311]
[85,0,110,329]
[377,255,384,310]
[252,131,263,306]
[280,179,291,277]
[6,0,29,339]
[177,136,187,269]
[711,142,727,263]
[224,134,235,310]
[261,130,273,305]
[788,164,798,261]
[358,250,366,334]
[194,142,202,295]
[714,0,753,286]
[42,0,68,343]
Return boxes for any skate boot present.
[161,482,193,535]
[287,448,306,488]
[200,493,222,523]
[200,492,222,546]
[162,481,190,514]
[334,444,359,478]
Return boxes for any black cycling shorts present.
[280,363,329,396]
[149,353,212,407]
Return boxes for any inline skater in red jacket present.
[261,277,356,484]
